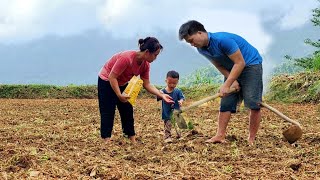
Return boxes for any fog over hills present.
[0,21,318,86]
[0,0,318,85]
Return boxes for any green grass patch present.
[0,84,97,99]
[265,71,320,103]
[1,71,319,103]
[0,84,220,99]
[139,84,220,100]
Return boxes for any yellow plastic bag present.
[123,76,143,106]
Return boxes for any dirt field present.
[0,98,319,179]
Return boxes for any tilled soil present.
[0,99,319,179]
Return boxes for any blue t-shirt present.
[158,88,185,120]
[197,32,262,71]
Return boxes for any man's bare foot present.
[129,136,136,144]
[205,135,226,143]
[103,137,112,143]
[248,138,255,146]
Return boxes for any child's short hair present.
[166,70,179,79]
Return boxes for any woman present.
[98,37,173,143]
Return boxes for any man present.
[179,20,263,145]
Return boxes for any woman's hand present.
[142,79,174,104]
[161,94,174,104]
[118,93,130,103]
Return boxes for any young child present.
[158,70,185,143]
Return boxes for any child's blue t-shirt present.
[197,32,263,71]
[158,88,185,120]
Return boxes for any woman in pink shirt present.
[98,37,174,144]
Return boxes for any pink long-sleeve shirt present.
[99,50,150,86]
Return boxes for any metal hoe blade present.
[260,102,303,144]
[173,110,188,129]
[173,88,237,130]
[282,125,303,144]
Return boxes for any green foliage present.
[314,53,320,70]
[179,84,220,100]
[284,55,315,71]
[179,66,223,87]
[0,84,97,99]
[265,72,320,103]
[140,84,220,101]
[287,2,320,71]
[0,83,220,99]
[223,165,233,173]
[311,2,320,27]
[272,57,304,75]
[305,38,320,51]
[187,121,194,130]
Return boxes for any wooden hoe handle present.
[181,88,237,112]
[260,102,301,127]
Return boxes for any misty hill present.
[0,21,318,86]
[0,30,208,86]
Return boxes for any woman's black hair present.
[138,37,163,53]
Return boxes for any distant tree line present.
[284,1,320,72]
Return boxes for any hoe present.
[173,89,302,143]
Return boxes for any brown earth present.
[0,99,319,179]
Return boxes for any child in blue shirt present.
[157,70,185,143]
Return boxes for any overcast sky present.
[1,0,317,49]
[0,0,319,85]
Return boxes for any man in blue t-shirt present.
[178,20,263,145]
[157,70,185,143]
